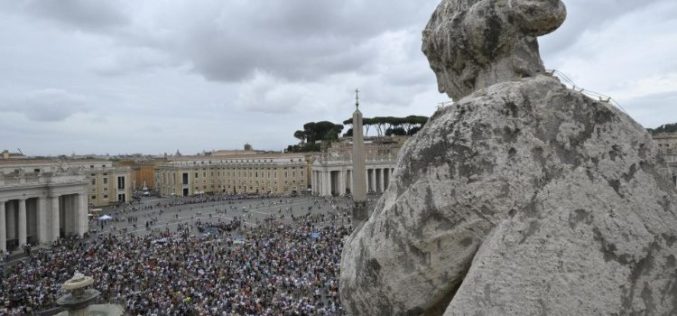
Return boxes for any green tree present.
[386,127,407,136]
[293,130,306,144]
[363,118,374,136]
[303,122,318,143]
[649,122,677,135]
[372,116,389,136]
[302,121,344,143]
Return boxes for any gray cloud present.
[231,29,436,116]
[156,1,440,83]
[90,47,177,76]
[623,91,677,128]
[1,89,89,122]
[18,0,130,31]
[4,0,439,83]
[540,0,671,58]
[0,0,675,155]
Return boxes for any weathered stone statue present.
[339,0,677,315]
[422,0,565,100]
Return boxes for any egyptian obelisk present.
[351,89,368,227]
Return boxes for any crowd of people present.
[0,193,386,315]
[1,213,350,315]
[94,194,356,235]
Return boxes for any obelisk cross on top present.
[355,89,359,109]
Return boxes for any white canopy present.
[98,214,113,221]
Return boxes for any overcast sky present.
[0,0,675,156]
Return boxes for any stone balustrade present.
[0,172,86,187]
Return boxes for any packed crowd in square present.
[0,194,374,315]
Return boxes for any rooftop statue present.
[340,1,677,315]
[422,0,565,100]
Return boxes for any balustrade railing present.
[0,172,86,187]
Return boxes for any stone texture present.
[422,0,566,101]
[340,74,677,315]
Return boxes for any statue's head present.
[422,0,566,100]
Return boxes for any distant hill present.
[648,123,677,135]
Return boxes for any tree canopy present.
[648,122,677,135]
[342,115,428,137]
[302,121,344,143]
[286,121,344,153]
[287,115,429,152]
[293,130,306,143]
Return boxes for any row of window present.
[191,181,298,190]
[90,193,126,202]
[91,178,108,185]
[158,170,305,186]
[191,170,304,178]
[89,176,125,190]
[176,177,301,186]
[177,158,305,165]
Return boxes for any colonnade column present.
[369,169,375,193]
[379,168,385,193]
[339,171,346,196]
[373,168,381,193]
[37,197,48,244]
[375,169,380,192]
[311,171,315,194]
[78,193,88,236]
[325,171,329,195]
[365,169,370,192]
[0,201,5,253]
[364,169,368,192]
[18,198,27,247]
[314,171,319,195]
[323,171,330,196]
[50,195,60,242]
[347,170,352,193]
[311,171,315,195]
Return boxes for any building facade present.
[653,132,677,187]
[0,170,88,253]
[155,153,311,197]
[0,159,133,207]
[1,150,25,160]
[119,159,162,191]
[81,163,133,206]
[312,137,404,197]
